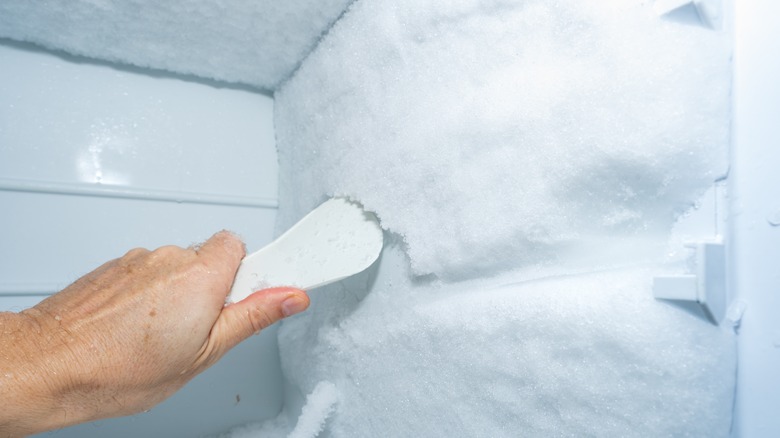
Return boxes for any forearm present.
[0,311,89,437]
[0,231,308,436]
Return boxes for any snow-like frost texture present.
[288,381,340,438]
[0,0,353,90]
[275,0,731,280]
[278,247,736,437]
[273,0,735,436]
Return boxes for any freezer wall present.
[0,42,284,437]
[270,0,737,436]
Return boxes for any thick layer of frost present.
[271,0,735,436]
[275,0,731,279]
[0,0,353,90]
[279,246,735,436]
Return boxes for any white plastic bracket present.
[654,0,723,29]
[653,242,727,325]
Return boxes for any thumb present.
[211,287,310,353]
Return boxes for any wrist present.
[0,310,92,436]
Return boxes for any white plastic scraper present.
[227,198,384,303]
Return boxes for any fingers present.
[195,230,246,269]
[192,231,246,298]
[210,287,310,353]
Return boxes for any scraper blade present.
[227,198,384,303]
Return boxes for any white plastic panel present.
[0,40,278,295]
[0,191,276,294]
[731,1,780,436]
[0,41,278,197]
[0,41,284,437]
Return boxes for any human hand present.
[0,231,309,436]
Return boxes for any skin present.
[0,231,309,437]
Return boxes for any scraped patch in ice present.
[214,415,289,438]
[217,381,339,438]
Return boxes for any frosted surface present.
[275,0,731,280]
[265,0,736,436]
[287,382,339,438]
[0,0,353,90]
[277,247,735,436]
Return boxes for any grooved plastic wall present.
[0,42,284,437]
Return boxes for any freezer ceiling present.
[0,0,354,91]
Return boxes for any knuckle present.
[124,247,150,259]
[247,306,276,334]
[145,245,191,269]
[152,245,186,259]
[118,248,151,273]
